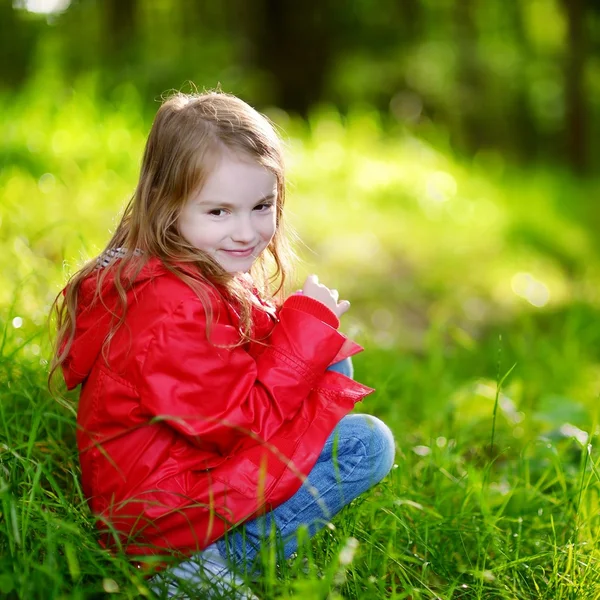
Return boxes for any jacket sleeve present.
[138,294,348,456]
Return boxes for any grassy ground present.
[2,79,600,598]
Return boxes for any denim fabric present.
[217,412,395,569]
[326,356,354,378]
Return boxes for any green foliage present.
[8,0,600,171]
[2,82,600,598]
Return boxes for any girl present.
[51,91,395,599]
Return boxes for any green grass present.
[2,78,600,598]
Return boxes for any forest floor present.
[2,81,600,599]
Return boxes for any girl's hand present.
[301,274,350,318]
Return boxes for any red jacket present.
[63,258,373,558]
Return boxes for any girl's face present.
[178,151,278,274]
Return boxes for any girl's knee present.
[361,415,395,481]
[334,414,395,483]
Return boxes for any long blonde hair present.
[50,91,294,386]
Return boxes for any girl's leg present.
[150,358,392,596]
[217,412,395,569]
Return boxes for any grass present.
[2,77,600,598]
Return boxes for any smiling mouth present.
[221,246,256,258]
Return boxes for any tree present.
[103,0,137,67]
[560,0,588,174]
[242,0,335,115]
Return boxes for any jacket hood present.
[62,258,164,390]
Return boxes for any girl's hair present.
[49,90,294,387]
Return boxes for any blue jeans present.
[159,358,394,581]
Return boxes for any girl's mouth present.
[221,246,256,258]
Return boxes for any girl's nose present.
[231,216,255,243]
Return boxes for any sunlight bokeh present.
[14,0,71,14]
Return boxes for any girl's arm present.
[138,293,355,457]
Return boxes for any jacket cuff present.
[282,294,340,329]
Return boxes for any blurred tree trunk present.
[454,0,485,152]
[103,0,137,66]
[401,0,422,42]
[508,1,538,163]
[561,0,588,174]
[244,0,334,115]
[0,4,40,88]
[388,0,423,111]
[181,0,206,39]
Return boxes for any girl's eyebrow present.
[258,193,276,202]
[199,193,276,207]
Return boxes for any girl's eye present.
[254,203,274,212]
[208,209,227,217]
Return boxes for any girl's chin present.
[219,258,256,275]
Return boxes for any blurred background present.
[2,0,600,435]
[4,0,600,170]
[4,5,600,596]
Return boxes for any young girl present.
[51,91,395,599]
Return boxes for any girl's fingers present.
[337,300,351,315]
